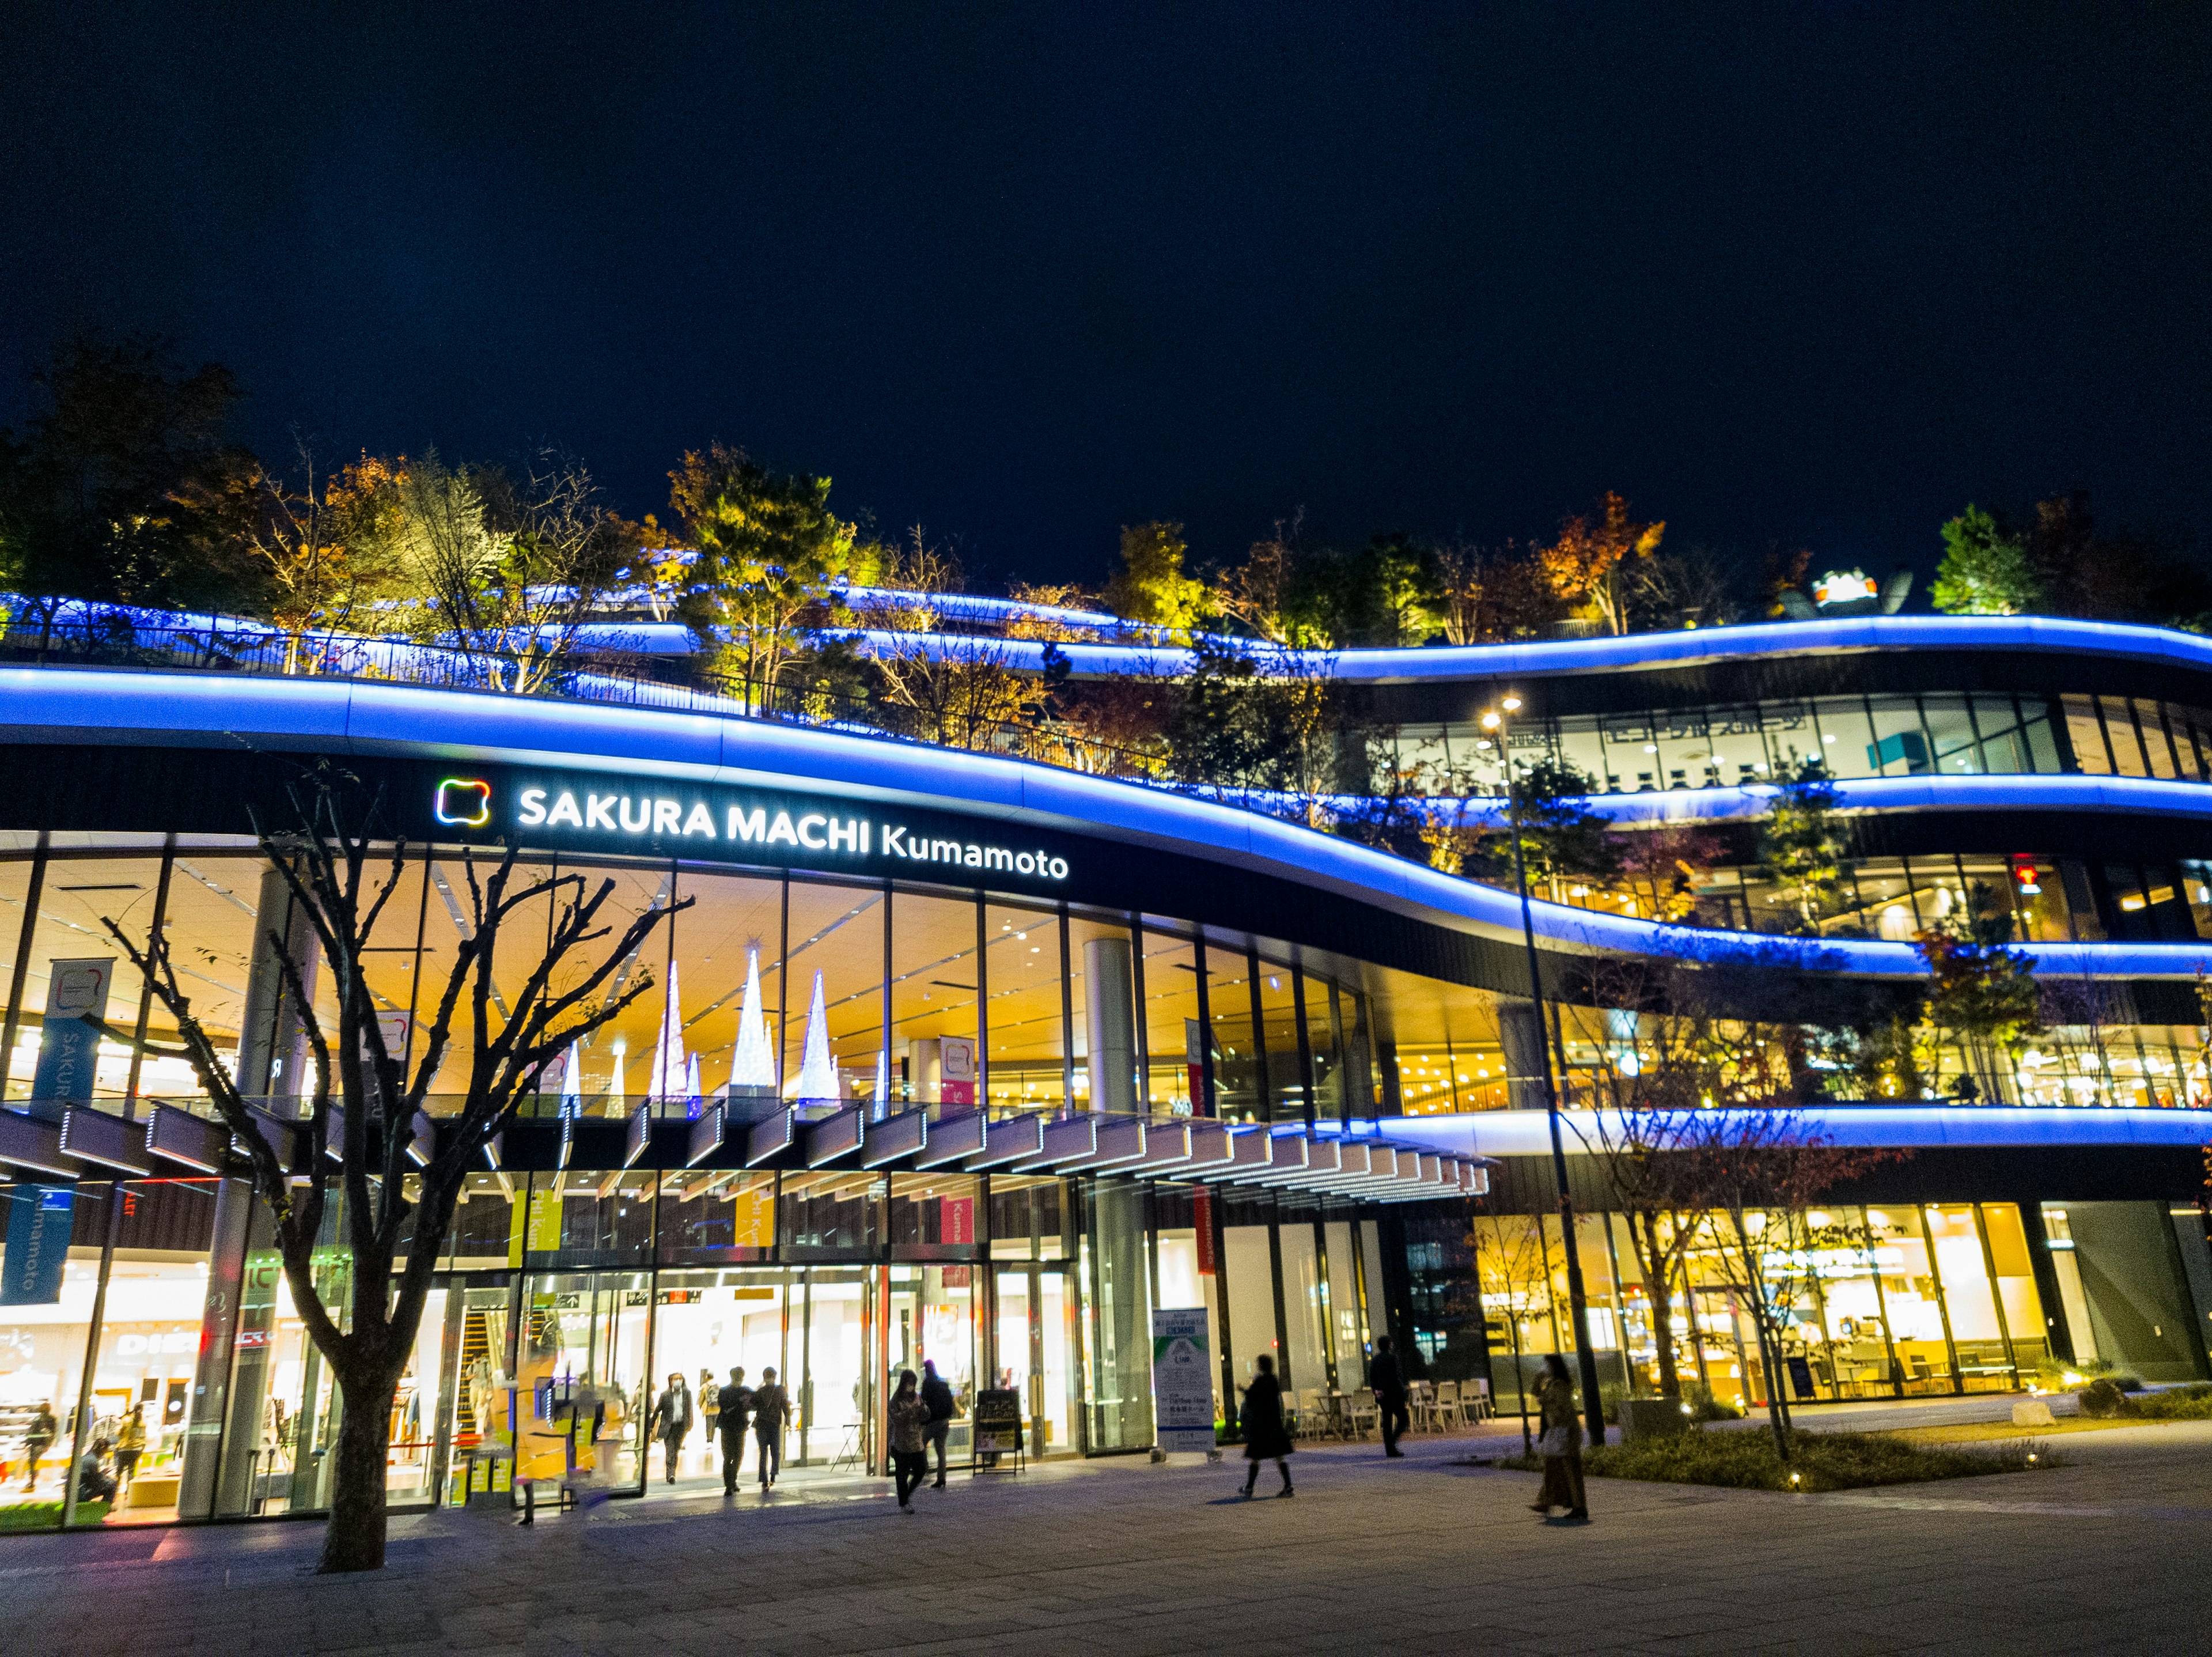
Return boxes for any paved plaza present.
[5,1413,2207,1655]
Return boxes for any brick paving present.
[4,1418,2206,1655]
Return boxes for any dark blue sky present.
[5,3,2207,589]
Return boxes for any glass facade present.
[0,835,1413,1531]
[1395,691,2069,795]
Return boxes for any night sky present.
[5,4,2208,589]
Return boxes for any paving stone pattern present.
[4,1419,2206,1655]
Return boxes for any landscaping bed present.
[1493,1427,2050,1492]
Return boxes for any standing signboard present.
[972,1386,1023,1470]
[1151,1307,1215,1453]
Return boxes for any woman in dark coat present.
[1238,1352,1294,1498]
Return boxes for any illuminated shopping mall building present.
[0,596,2206,1531]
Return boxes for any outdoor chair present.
[1347,1387,1380,1440]
[1407,1379,1434,1431]
[1433,1379,1463,1430]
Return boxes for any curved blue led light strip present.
[10,667,2212,982]
[849,612,2212,685]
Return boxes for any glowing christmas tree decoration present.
[608,1038,628,1111]
[559,1042,582,1118]
[685,1051,701,1102]
[645,960,691,1111]
[793,969,839,1101]
[872,1047,890,1119]
[728,946,775,1091]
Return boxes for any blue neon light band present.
[12,667,2212,981]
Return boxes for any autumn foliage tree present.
[1537,491,1665,635]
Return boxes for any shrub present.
[0,1499,108,1533]
[2124,1382,2212,1422]
[1573,1427,2041,1492]
[1684,1383,1741,1423]
[2078,1378,2131,1418]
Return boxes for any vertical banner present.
[31,957,114,1107]
[0,1185,75,1305]
[939,1036,976,1106]
[1194,1188,1216,1275]
[506,1182,566,1266]
[1151,1307,1215,1453]
[940,1195,975,1245]
[732,1181,775,1249]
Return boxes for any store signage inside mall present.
[434,772,1075,886]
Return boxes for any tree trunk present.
[319,1368,396,1573]
[1642,1233,1681,1399]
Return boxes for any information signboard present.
[1151,1308,1215,1453]
[972,1386,1023,1466]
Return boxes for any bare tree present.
[97,765,684,1571]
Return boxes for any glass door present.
[884,1264,979,1467]
[444,1282,513,1504]
[517,1272,651,1495]
[796,1269,872,1470]
[649,1269,792,1489]
[994,1265,1078,1457]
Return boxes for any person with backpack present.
[715,1366,753,1495]
[919,1360,957,1488]
[1237,1353,1293,1499]
[751,1367,790,1489]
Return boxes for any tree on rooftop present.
[1915,882,2041,1103]
[97,765,684,1571]
[1477,756,1623,902]
[1103,520,1211,639]
[1537,491,1665,637]
[1931,504,2042,616]
[244,445,409,675]
[0,332,262,641]
[670,442,867,708]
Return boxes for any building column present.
[236,867,320,1107]
[1084,937,1137,1114]
[1498,1001,1547,1113]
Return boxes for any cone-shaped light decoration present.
[559,1042,582,1119]
[794,969,839,1102]
[729,946,775,1091]
[646,959,689,1110]
[685,1051,701,1104]
[872,1047,891,1121]
[609,1039,628,1111]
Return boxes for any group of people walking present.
[646,1367,791,1491]
[1237,1337,1588,1524]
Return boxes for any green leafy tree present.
[1103,520,1210,637]
[1931,504,2043,615]
[669,443,868,707]
[1480,757,1622,901]
[1759,758,1851,931]
[1915,883,2042,1102]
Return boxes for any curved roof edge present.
[7,667,2212,980]
[1388,1104,2212,1157]
[847,612,2212,684]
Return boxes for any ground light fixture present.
[1482,695,1607,1448]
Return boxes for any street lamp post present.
[1483,695,1608,1448]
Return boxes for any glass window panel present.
[1865,696,1931,777]
[1554,718,1609,791]
[1067,913,1137,1113]
[1808,698,1874,778]
[2132,699,2179,778]
[1221,1205,1281,1389]
[1277,1206,1331,1395]
[1306,974,1346,1119]
[1137,932,1202,1117]
[1255,960,1301,1119]
[675,868,785,1116]
[2021,698,2064,773]
[889,1171,980,1254]
[780,879,886,1110]
[2099,695,2147,776]
[779,1171,883,1253]
[2061,694,2111,773]
[657,1168,776,1262]
[889,891,979,1111]
[983,903,1066,1114]
[1925,1204,2009,1390]
[1980,1204,2048,1374]
[8,854,171,1112]
[1203,948,1262,1123]
[0,1181,109,1527]
[1969,694,2029,774]
[2001,856,2071,943]
[446,1170,516,1270]
[1922,695,1983,775]
[1703,705,1773,789]
[1863,1205,1950,1394]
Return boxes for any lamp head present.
[1480,711,1501,731]
[1501,695,1522,712]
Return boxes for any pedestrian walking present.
[751,1367,790,1488]
[648,1372,692,1485]
[21,1401,56,1490]
[1529,1354,1589,1524]
[919,1360,957,1488]
[1370,1336,1410,1458]
[716,1367,753,1495]
[888,1370,930,1511]
[1237,1353,1293,1499]
[700,1368,720,1449]
[113,1405,147,1492]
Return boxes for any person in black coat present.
[919,1360,957,1488]
[1370,1336,1411,1458]
[715,1367,753,1495]
[1237,1353,1294,1499]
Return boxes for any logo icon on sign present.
[435,778,493,827]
